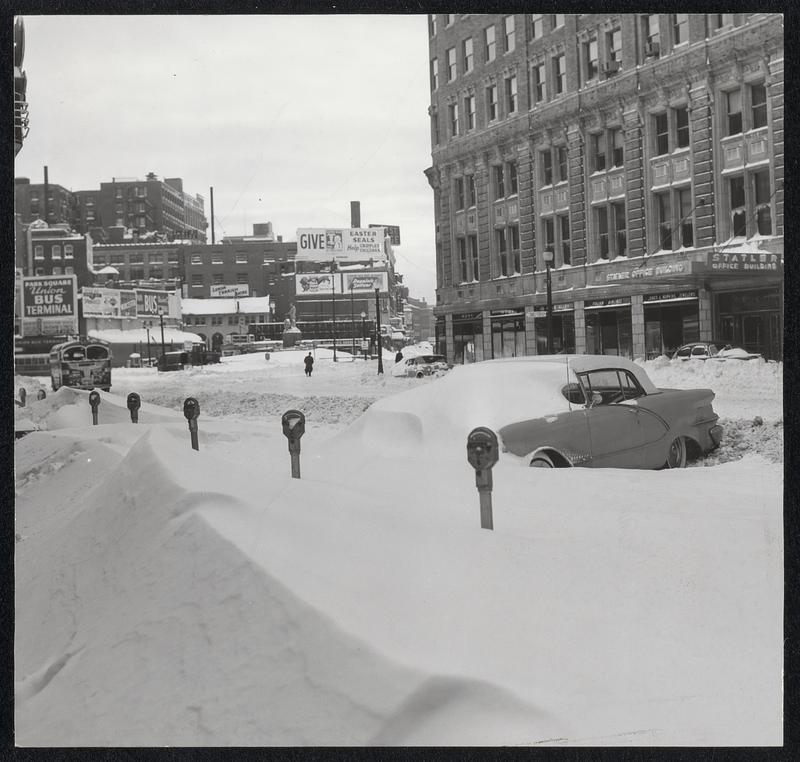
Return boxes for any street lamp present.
[331,260,337,362]
[360,311,367,360]
[543,249,554,355]
[349,279,355,359]
[143,322,152,366]
[374,288,383,374]
[158,308,167,359]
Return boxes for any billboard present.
[135,288,171,317]
[295,271,388,296]
[210,284,250,298]
[82,287,123,317]
[296,228,387,263]
[369,224,401,246]
[21,275,79,336]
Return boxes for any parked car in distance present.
[392,354,452,379]
[157,350,189,372]
[496,355,723,469]
[673,341,763,361]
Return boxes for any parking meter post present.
[466,427,500,531]
[281,409,306,479]
[19,388,26,407]
[127,392,141,423]
[37,389,46,400]
[183,397,200,450]
[89,390,101,426]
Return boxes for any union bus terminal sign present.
[19,274,79,336]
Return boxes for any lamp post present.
[374,288,383,374]
[543,249,554,355]
[269,298,276,338]
[158,309,166,359]
[349,279,356,358]
[331,260,337,362]
[360,310,367,360]
[144,322,152,366]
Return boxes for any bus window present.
[63,347,86,361]
[86,345,109,360]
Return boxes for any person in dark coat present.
[395,350,404,363]
[304,352,314,377]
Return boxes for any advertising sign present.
[210,284,250,298]
[707,249,781,272]
[21,275,79,336]
[82,287,123,317]
[295,271,388,296]
[120,290,137,317]
[296,227,387,263]
[136,289,170,317]
[643,291,697,303]
[369,224,401,246]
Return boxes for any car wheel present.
[665,437,687,469]
[416,371,424,378]
[530,453,555,468]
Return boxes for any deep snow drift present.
[14,349,783,746]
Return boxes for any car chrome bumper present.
[710,424,724,447]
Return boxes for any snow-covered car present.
[392,354,452,378]
[497,356,723,468]
[673,341,762,361]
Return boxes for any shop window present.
[430,58,438,91]
[465,94,476,131]
[446,47,457,82]
[532,62,546,103]
[485,25,496,62]
[553,53,566,95]
[463,37,474,73]
[486,84,498,122]
[455,177,466,211]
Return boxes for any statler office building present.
[425,13,783,361]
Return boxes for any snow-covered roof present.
[88,328,204,345]
[181,296,272,316]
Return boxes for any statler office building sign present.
[20,274,79,336]
[296,227,387,263]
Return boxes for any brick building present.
[426,13,783,361]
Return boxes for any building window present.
[445,14,455,27]
[446,47,457,82]
[191,254,202,264]
[508,162,518,195]
[708,13,734,33]
[485,25,496,62]
[64,266,74,275]
[466,174,477,207]
[557,145,569,183]
[468,234,479,279]
[429,14,437,36]
[751,82,767,129]
[612,202,627,256]
[505,74,517,114]
[129,267,145,280]
[432,112,440,145]
[754,170,773,235]
[148,253,163,264]
[212,273,224,285]
[504,16,515,53]
[51,266,62,275]
[138,202,146,213]
[531,14,543,39]
[656,192,673,249]
[532,62,546,103]
[149,267,163,279]
[541,150,553,185]
[596,207,610,258]
[455,177,466,211]
[654,112,669,155]
[543,216,555,254]
[194,315,206,325]
[430,58,438,91]
[559,214,571,265]
[676,106,690,148]
[610,128,624,167]
[486,84,498,121]
[495,228,508,276]
[508,224,520,274]
[212,254,224,264]
[643,14,661,57]
[457,237,469,282]
[448,102,459,137]
[677,187,694,247]
[236,272,249,284]
[591,133,606,172]
[583,35,599,83]
[463,37,473,73]
[553,53,566,95]
[211,315,223,326]
[235,252,248,264]
[493,164,505,200]
[34,245,44,260]
[227,315,238,325]
[465,94,476,131]
[725,89,743,136]
[607,27,622,66]
[672,13,689,46]
[551,14,564,28]
[35,267,45,276]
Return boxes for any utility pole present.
[375,288,383,374]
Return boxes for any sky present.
[14,14,438,301]
[14,351,783,745]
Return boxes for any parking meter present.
[127,392,141,423]
[37,389,46,400]
[183,397,200,450]
[466,426,499,530]
[89,390,101,425]
[19,388,26,407]
[281,409,306,478]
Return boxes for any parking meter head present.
[281,409,306,440]
[37,389,46,400]
[183,397,200,420]
[466,426,499,471]
[89,390,101,408]
[127,392,141,411]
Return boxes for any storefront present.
[490,309,525,358]
[643,291,700,359]
[452,311,484,364]
[584,297,632,357]
[533,303,575,355]
[715,287,781,360]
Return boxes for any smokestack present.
[350,201,360,228]
[210,187,215,244]
[43,165,49,224]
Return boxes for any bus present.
[49,338,113,392]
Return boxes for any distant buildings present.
[14,16,28,156]
[426,13,783,361]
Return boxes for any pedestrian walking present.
[395,350,404,363]
[304,352,314,377]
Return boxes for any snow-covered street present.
[14,349,783,746]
